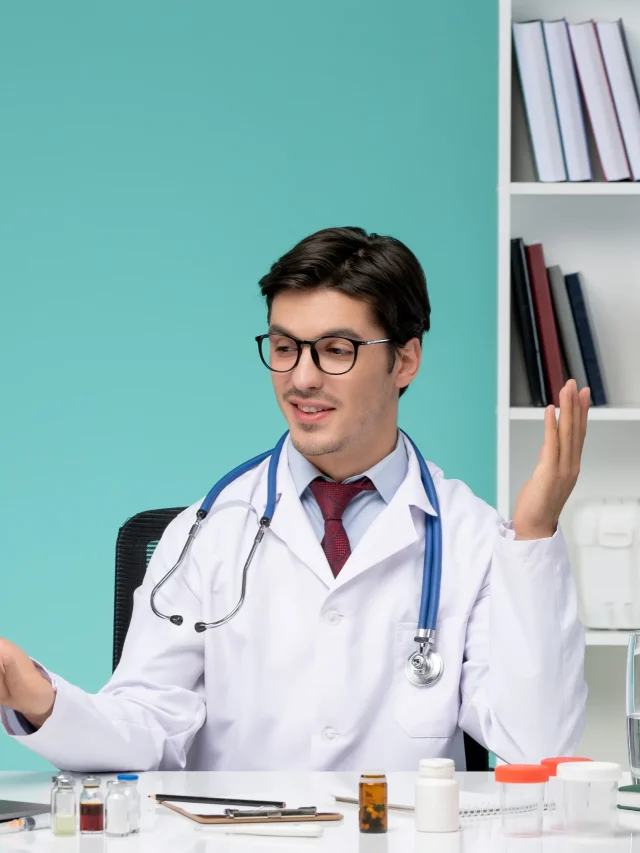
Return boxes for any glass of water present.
[627,631,640,783]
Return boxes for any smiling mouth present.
[288,401,336,422]
[294,404,333,413]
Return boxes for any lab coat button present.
[322,726,340,743]
[324,610,342,625]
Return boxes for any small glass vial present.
[50,772,68,813]
[359,771,388,834]
[116,773,141,833]
[80,775,104,833]
[105,781,131,837]
[52,776,77,836]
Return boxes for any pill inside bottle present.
[359,772,388,834]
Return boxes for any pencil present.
[149,794,287,808]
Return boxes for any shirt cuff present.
[1,707,37,736]
[498,519,561,542]
[0,659,57,737]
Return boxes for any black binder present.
[510,237,548,406]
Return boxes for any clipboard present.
[158,800,343,825]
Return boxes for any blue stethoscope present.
[150,429,443,687]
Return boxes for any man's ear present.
[394,338,421,391]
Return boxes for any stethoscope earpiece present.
[170,615,183,626]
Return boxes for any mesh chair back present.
[113,507,185,670]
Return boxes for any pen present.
[149,793,287,808]
[333,794,414,812]
[0,814,51,835]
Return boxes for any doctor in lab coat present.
[0,226,590,772]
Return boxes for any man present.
[0,226,589,771]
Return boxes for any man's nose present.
[290,344,324,389]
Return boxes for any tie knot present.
[308,476,376,521]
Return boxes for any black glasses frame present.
[255,333,393,375]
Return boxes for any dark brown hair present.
[258,226,431,396]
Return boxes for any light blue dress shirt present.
[287,431,408,551]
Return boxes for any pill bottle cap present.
[556,761,621,782]
[419,758,455,778]
[494,764,549,784]
[117,774,139,781]
[541,757,592,776]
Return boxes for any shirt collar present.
[287,431,408,506]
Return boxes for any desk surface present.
[0,770,639,852]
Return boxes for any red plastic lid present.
[494,764,549,784]
[541,757,592,777]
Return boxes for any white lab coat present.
[5,435,587,772]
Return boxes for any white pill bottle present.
[415,758,460,832]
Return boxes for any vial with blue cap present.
[116,774,141,834]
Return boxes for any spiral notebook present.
[332,786,554,820]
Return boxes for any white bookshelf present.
[498,0,640,766]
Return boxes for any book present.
[565,272,607,406]
[525,243,565,407]
[512,20,567,182]
[568,21,631,181]
[596,20,640,181]
[510,238,548,406]
[547,264,589,390]
[542,19,592,181]
[511,298,533,406]
[618,784,640,811]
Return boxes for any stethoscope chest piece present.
[405,648,444,687]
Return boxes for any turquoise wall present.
[0,1,497,770]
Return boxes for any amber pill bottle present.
[359,771,388,833]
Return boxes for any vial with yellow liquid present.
[359,771,388,833]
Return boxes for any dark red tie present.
[308,476,376,577]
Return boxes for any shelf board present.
[510,406,640,422]
[586,630,631,647]
[510,182,640,196]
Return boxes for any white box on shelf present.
[572,499,640,629]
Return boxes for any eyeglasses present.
[255,333,392,376]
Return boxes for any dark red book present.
[525,243,564,407]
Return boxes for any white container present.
[415,758,460,833]
[541,756,593,831]
[557,760,621,835]
[572,499,640,629]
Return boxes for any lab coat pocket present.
[392,620,462,738]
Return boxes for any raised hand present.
[512,379,590,540]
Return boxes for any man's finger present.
[570,380,581,475]
[538,403,559,469]
[578,386,590,455]
[557,382,573,478]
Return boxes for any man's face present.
[267,288,402,459]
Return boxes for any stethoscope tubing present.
[149,431,442,681]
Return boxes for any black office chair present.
[113,508,490,771]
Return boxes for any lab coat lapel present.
[268,439,335,589]
[333,440,438,589]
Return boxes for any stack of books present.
[512,18,640,181]
[510,238,607,408]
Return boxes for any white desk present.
[1,771,639,853]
